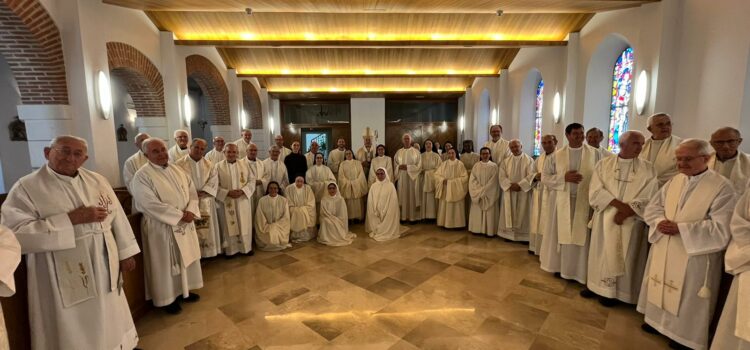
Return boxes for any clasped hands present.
[227,189,246,199]
[656,219,680,235]
[564,170,583,184]
[609,199,636,225]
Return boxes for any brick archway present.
[185,54,229,125]
[0,0,68,104]
[106,42,165,118]
[242,80,262,129]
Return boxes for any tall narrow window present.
[533,79,544,157]
[608,47,634,153]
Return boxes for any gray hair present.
[241,129,252,134]
[509,139,522,146]
[711,127,741,139]
[173,129,188,138]
[213,136,224,142]
[269,145,280,151]
[134,132,150,143]
[619,130,645,145]
[141,137,166,153]
[49,135,88,150]
[191,138,207,147]
[646,113,671,127]
[678,138,712,156]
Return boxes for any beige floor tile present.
[538,313,604,349]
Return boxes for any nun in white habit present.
[468,147,499,236]
[306,153,337,217]
[285,176,317,242]
[318,182,357,246]
[255,182,292,251]
[367,167,408,242]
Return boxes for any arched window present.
[608,47,634,153]
[533,79,544,157]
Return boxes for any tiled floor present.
[135,223,670,350]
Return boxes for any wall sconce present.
[553,92,561,123]
[268,117,275,135]
[459,116,465,132]
[635,70,649,115]
[490,109,498,126]
[183,94,192,126]
[241,110,248,129]
[440,121,448,132]
[96,70,112,119]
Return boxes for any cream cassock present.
[204,149,225,165]
[708,151,750,195]
[497,153,534,241]
[318,183,356,246]
[0,225,22,350]
[712,186,750,349]
[132,162,203,307]
[528,151,552,255]
[637,170,735,350]
[174,156,221,258]
[306,164,337,217]
[420,151,442,220]
[484,138,512,167]
[255,194,291,251]
[327,149,346,176]
[394,147,423,222]
[540,144,597,284]
[640,135,682,187]
[356,145,375,180]
[2,165,140,349]
[587,156,658,303]
[285,183,317,242]
[122,150,148,192]
[168,144,189,163]
[366,168,408,241]
[468,160,499,236]
[242,157,269,213]
[215,159,254,255]
[338,159,368,220]
[271,146,292,163]
[263,157,290,189]
[434,158,468,228]
[233,138,252,157]
[368,155,394,188]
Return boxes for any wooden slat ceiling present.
[104,0,658,93]
[106,0,657,13]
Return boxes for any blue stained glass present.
[608,47,634,153]
[533,80,544,157]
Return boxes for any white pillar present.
[564,32,581,130]
[228,70,242,138]
[135,116,168,140]
[160,31,187,143]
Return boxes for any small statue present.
[116,124,127,142]
[9,116,26,141]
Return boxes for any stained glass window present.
[533,79,544,157]
[608,47,634,153]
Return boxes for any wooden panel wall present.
[384,122,458,157]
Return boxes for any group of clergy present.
[1,112,750,349]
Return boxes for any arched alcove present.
[519,69,543,156]
[583,33,633,147]
[476,89,491,145]
[185,55,230,127]
[188,77,213,141]
[242,80,263,130]
[0,55,31,191]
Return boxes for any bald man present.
[584,131,658,307]
[639,113,682,187]
[205,136,226,165]
[270,135,292,162]
[234,129,253,156]
[709,127,750,194]
[528,134,557,255]
[123,132,150,193]
[168,129,190,163]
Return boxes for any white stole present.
[708,152,750,194]
[640,136,681,184]
[217,161,251,237]
[555,145,596,246]
[647,173,722,315]
[530,153,548,236]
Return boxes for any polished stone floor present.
[135,223,670,349]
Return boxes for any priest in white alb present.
[255,182,291,251]
[122,132,150,192]
[540,123,598,284]
[434,148,469,229]
[394,133,423,223]
[2,135,140,349]
[338,149,368,221]
[420,140,442,221]
[168,129,190,163]
[640,113,682,187]
[263,145,290,189]
[271,134,292,162]
[638,139,735,350]
[484,125,512,167]
[583,131,658,306]
[0,225,20,350]
[286,176,317,242]
[305,141,320,168]
[131,138,202,315]
[497,139,534,242]
[468,147,499,236]
[356,127,376,181]
[242,143,269,214]
[708,127,750,194]
[174,138,222,258]
[712,185,750,350]
[233,129,253,156]
[528,134,557,255]
[327,138,347,177]
[214,143,254,257]
[367,167,408,241]
[204,136,225,165]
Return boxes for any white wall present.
[0,57,32,191]
[350,98,386,151]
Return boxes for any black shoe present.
[182,293,200,303]
[598,297,620,307]
[246,250,255,256]
[641,323,658,334]
[503,238,512,242]
[527,250,534,255]
[224,254,237,260]
[162,301,182,315]
[668,340,690,350]
[579,288,597,299]
[553,272,562,279]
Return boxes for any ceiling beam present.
[237,73,499,78]
[175,39,567,49]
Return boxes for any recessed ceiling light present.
[496,9,504,16]
[245,7,253,15]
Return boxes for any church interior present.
[1,0,750,349]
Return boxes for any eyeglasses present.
[710,139,741,146]
[52,147,86,159]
